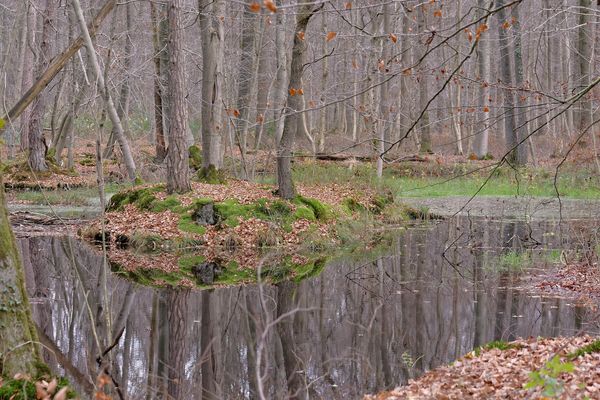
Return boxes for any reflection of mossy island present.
[87,184,434,289]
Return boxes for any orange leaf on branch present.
[263,0,277,13]
[249,2,261,12]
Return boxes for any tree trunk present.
[473,0,491,158]
[199,0,225,170]
[0,169,44,376]
[512,3,528,165]
[273,0,288,144]
[277,3,318,199]
[496,0,519,164]
[104,1,133,159]
[166,0,191,193]
[417,6,432,154]
[236,1,260,159]
[167,289,189,400]
[19,1,35,151]
[576,0,593,132]
[27,0,58,172]
[150,2,167,162]
[71,0,137,181]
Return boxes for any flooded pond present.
[20,216,600,399]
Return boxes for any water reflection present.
[19,217,599,399]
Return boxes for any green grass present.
[286,163,600,199]
[498,251,532,271]
[473,339,521,356]
[568,339,600,359]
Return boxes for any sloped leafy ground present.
[366,336,600,400]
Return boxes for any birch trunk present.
[71,0,137,181]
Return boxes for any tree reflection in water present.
[19,217,599,399]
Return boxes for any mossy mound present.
[189,145,203,170]
[106,185,167,211]
[197,165,226,184]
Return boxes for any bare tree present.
[277,2,321,199]
[166,0,191,193]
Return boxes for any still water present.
[20,216,599,399]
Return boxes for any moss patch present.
[197,165,226,184]
[188,145,203,170]
[106,185,165,211]
[0,376,74,400]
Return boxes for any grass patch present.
[288,163,600,200]
[177,215,207,235]
[497,251,532,271]
[568,339,600,359]
[474,340,520,356]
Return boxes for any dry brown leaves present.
[366,336,600,400]
[108,249,182,273]
[103,204,184,240]
[297,182,374,206]
[522,261,600,311]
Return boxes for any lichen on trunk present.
[0,169,45,377]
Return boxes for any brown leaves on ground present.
[366,336,600,400]
[523,260,600,311]
[85,179,367,275]
[105,204,183,240]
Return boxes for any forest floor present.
[365,335,600,399]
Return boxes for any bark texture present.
[0,170,44,376]
[166,0,191,193]
[277,3,318,199]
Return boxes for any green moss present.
[197,165,226,184]
[106,186,164,211]
[341,197,367,214]
[214,262,256,285]
[112,265,192,287]
[189,145,203,170]
[0,379,36,400]
[292,258,327,282]
[151,195,182,212]
[214,199,251,227]
[0,375,74,400]
[177,215,207,235]
[296,196,331,220]
[293,206,316,221]
[568,339,600,359]
[178,255,206,272]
